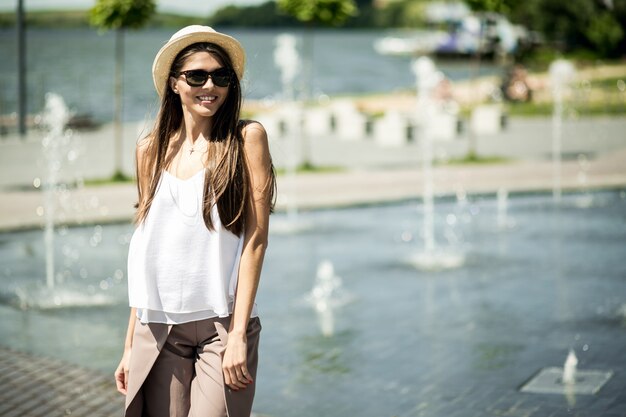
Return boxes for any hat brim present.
[152,30,245,97]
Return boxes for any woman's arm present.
[114,307,137,395]
[222,122,273,391]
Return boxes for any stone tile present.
[0,346,124,417]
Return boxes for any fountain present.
[304,260,353,337]
[496,187,515,230]
[575,154,594,208]
[275,34,299,105]
[521,347,613,397]
[549,59,576,203]
[407,57,464,270]
[562,349,578,385]
[41,93,72,289]
[0,93,120,310]
[272,33,311,234]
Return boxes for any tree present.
[374,0,431,28]
[277,0,357,26]
[209,1,300,28]
[276,0,358,167]
[585,11,623,57]
[465,0,626,58]
[464,0,516,14]
[89,0,156,180]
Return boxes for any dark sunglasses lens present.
[185,71,209,86]
[182,69,232,87]
[211,69,231,87]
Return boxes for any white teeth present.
[198,96,217,101]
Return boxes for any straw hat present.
[152,25,246,97]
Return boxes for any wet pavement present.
[0,346,123,417]
[1,191,626,417]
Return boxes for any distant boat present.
[374,30,448,56]
[437,12,527,58]
[375,12,530,59]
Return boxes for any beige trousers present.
[124,315,261,417]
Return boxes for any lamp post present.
[17,0,27,136]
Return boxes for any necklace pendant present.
[189,148,194,155]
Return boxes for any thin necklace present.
[186,139,208,156]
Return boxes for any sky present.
[2,0,265,16]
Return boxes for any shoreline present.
[2,184,625,234]
[1,60,623,128]
[2,149,625,233]
[287,62,626,114]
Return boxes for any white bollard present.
[430,107,458,141]
[303,107,333,137]
[330,99,368,141]
[374,110,410,147]
[470,104,503,136]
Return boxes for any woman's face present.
[170,51,229,119]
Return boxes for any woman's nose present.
[202,76,215,88]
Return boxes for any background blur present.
[0,1,625,417]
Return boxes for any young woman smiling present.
[114,26,276,417]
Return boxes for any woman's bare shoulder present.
[240,120,270,166]
[240,120,267,138]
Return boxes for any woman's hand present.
[114,348,132,395]
[222,332,253,391]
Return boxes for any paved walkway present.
[0,346,274,417]
[1,115,625,231]
[1,146,625,231]
[0,346,123,417]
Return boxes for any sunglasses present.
[176,68,233,88]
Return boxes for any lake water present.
[0,28,501,122]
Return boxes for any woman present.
[114,25,276,417]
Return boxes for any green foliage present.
[209,5,246,26]
[83,171,134,185]
[89,0,156,31]
[504,101,553,117]
[505,100,626,117]
[373,0,430,28]
[585,12,624,57]
[521,46,604,71]
[464,0,515,13]
[445,152,509,165]
[148,13,198,28]
[467,0,626,59]
[209,1,299,27]
[0,10,196,29]
[277,0,358,26]
[209,0,371,28]
[275,164,344,175]
[0,10,91,28]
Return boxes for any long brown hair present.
[134,42,276,235]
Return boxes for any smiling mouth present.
[197,95,218,102]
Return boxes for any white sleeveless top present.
[127,168,257,324]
